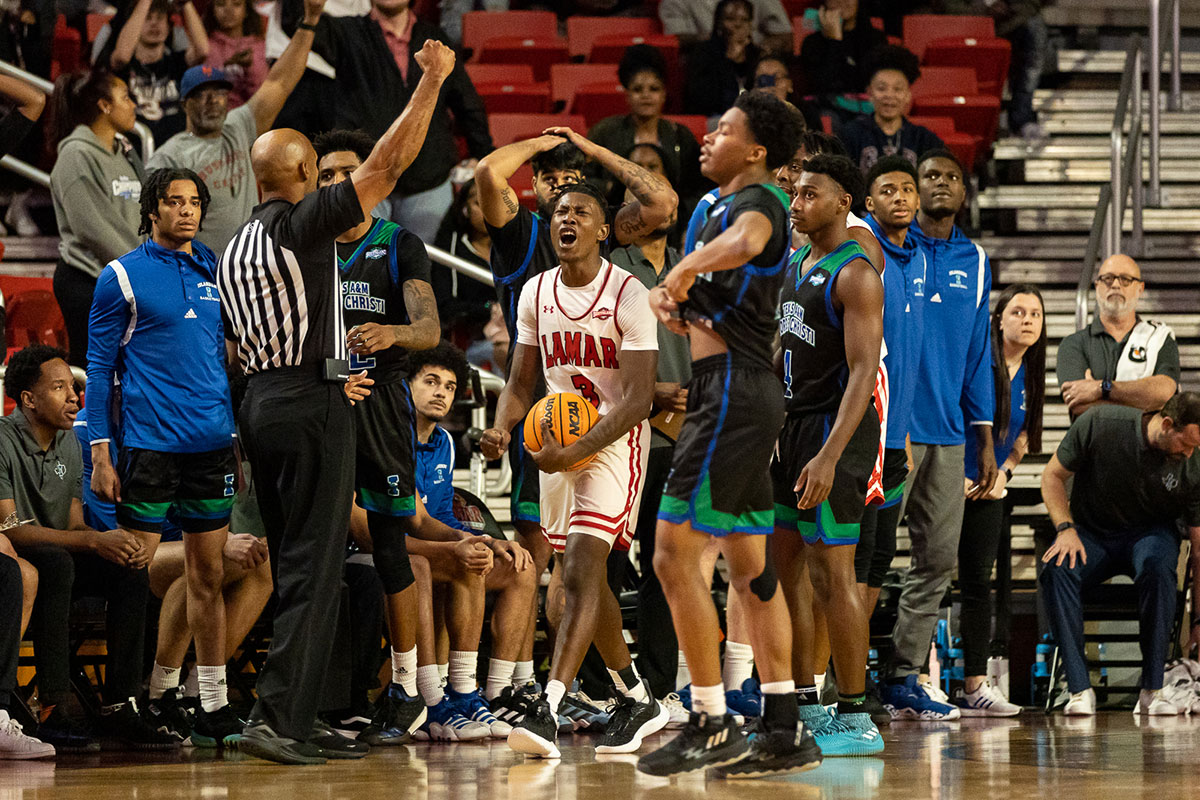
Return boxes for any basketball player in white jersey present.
[482,182,668,759]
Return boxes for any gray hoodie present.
[51,125,144,278]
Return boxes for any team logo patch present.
[54,461,66,481]
[1129,346,1148,363]
[1163,471,1179,491]
[224,473,236,497]
[809,273,827,287]
[593,307,613,320]
[949,269,969,289]
[365,247,387,260]
[387,474,401,497]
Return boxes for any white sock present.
[183,668,199,698]
[608,668,627,694]
[722,641,754,690]
[761,679,795,696]
[392,647,417,695]
[691,683,727,716]
[437,662,449,682]
[148,662,180,701]
[449,650,477,694]
[814,672,827,692]
[545,679,567,715]
[513,660,535,687]
[417,664,444,707]
[486,659,516,701]
[196,665,227,713]
[676,651,691,691]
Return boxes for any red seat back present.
[466,64,535,85]
[568,82,628,129]
[567,16,659,60]
[550,63,620,109]
[903,14,994,59]
[664,114,709,144]
[475,82,551,115]
[7,290,68,353]
[911,95,1001,146]
[911,66,978,99]
[462,10,559,55]
[922,36,1012,97]
[476,37,570,82]
[487,113,587,147]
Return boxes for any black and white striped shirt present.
[217,179,364,375]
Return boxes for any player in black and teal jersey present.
[772,154,885,756]
[315,130,527,746]
[638,92,819,780]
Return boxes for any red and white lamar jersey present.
[516,259,658,414]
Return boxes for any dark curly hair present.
[138,167,211,237]
[801,153,865,208]
[866,44,921,86]
[313,128,376,164]
[408,341,470,400]
[734,91,804,171]
[865,154,918,193]
[917,146,965,177]
[800,130,848,159]
[531,141,586,178]
[618,43,667,88]
[6,344,69,404]
[552,180,611,222]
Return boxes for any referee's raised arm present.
[349,40,457,219]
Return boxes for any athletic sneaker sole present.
[637,745,750,777]
[595,703,670,754]
[717,754,823,780]
[190,733,241,749]
[507,727,561,759]
[884,705,962,721]
[955,706,1021,718]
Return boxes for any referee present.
[217,39,457,766]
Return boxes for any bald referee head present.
[251,128,320,201]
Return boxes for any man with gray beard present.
[1058,254,1180,420]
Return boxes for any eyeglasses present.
[1095,274,1143,288]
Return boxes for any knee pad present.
[372,529,415,594]
[748,558,778,602]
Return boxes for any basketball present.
[523,392,600,471]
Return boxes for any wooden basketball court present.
[4,713,1198,799]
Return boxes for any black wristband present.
[297,20,317,31]
[1055,521,1076,534]
[1004,467,1013,481]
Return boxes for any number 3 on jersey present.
[572,375,600,408]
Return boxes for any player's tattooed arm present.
[541,126,678,245]
[476,135,565,228]
[347,280,440,355]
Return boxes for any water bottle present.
[1031,634,1055,704]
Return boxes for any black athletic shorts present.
[117,445,237,533]
[658,354,785,536]
[879,447,908,506]
[353,379,416,517]
[771,404,880,546]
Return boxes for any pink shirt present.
[205,32,268,109]
[369,8,416,83]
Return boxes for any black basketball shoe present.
[636,711,749,776]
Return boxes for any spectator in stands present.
[608,181,689,698]
[588,45,704,218]
[751,52,822,131]
[880,148,996,721]
[49,69,144,368]
[683,0,762,119]
[927,0,1047,139]
[282,0,493,243]
[203,0,268,108]
[432,179,497,362]
[799,0,888,118]
[1040,391,1200,716]
[109,0,209,147]
[661,0,792,54]
[0,533,53,758]
[1058,254,1179,420]
[437,0,507,46]
[147,0,327,253]
[952,283,1045,718]
[839,45,944,175]
[0,73,47,238]
[0,345,177,752]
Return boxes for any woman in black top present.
[587,45,704,216]
[432,178,496,346]
[683,0,760,119]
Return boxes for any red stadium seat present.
[911,66,978,99]
[466,64,535,85]
[902,14,994,59]
[461,10,559,56]
[0,275,52,302]
[923,36,1012,97]
[52,16,82,79]
[911,94,1001,147]
[567,16,659,60]
[907,115,980,167]
[792,15,816,55]
[550,63,620,110]
[568,82,628,129]
[781,0,820,15]
[665,114,709,143]
[86,11,113,42]
[6,290,68,353]
[476,37,570,83]
[487,113,587,147]
[588,33,679,65]
[475,81,551,114]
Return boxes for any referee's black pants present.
[239,368,354,741]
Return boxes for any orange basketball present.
[523,392,600,471]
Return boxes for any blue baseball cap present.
[180,65,233,100]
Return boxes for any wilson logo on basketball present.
[592,307,613,320]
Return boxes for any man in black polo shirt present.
[1058,254,1179,419]
[218,39,456,766]
[475,127,678,704]
[1040,393,1200,717]
[0,345,172,752]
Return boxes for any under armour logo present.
[542,305,554,314]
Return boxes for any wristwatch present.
[1055,521,1076,534]
[1101,378,1113,399]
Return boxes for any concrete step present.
[979,232,1200,260]
[1039,111,1200,135]
[1015,206,1200,232]
[996,259,1200,284]
[994,135,1200,160]
[1034,88,1200,114]
[1057,49,1200,74]
[1020,158,1200,183]
[980,183,1200,209]
[1026,288,1200,314]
